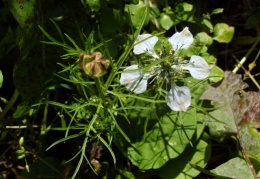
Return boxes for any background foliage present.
[0,0,259,178]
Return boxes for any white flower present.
[133,34,159,59]
[121,27,211,112]
[166,84,191,112]
[181,55,212,80]
[168,27,193,52]
[120,65,150,94]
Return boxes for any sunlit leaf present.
[200,71,248,141]
[201,19,214,32]
[194,32,213,46]
[234,92,260,168]
[208,66,224,83]
[213,23,234,43]
[158,138,210,179]
[176,2,195,22]
[124,4,149,29]
[210,157,255,179]
[127,108,197,169]
[201,72,260,174]
[159,13,179,30]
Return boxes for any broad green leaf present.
[158,139,210,179]
[124,4,149,29]
[210,157,255,179]
[213,23,234,43]
[193,113,207,141]
[113,98,166,158]
[176,2,195,22]
[201,19,214,32]
[201,73,260,173]
[159,13,179,30]
[127,108,197,169]
[208,66,224,83]
[194,32,213,46]
[183,76,210,104]
[240,124,260,169]
[6,0,36,28]
[234,92,260,168]
[0,70,3,88]
[200,72,248,141]
[6,0,40,58]
[117,98,165,142]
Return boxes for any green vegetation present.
[0,0,259,178]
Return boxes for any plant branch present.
[232,35,260,73]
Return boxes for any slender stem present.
[240,60,260,90]
[233,35,260,73]
[104,7,149,91]
[38,97,49,157]
[0,89,19,121]
[94,78,105,99]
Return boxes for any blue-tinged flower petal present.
[166,84,191,112]
[182,55,212,80]
[168,27,193,51]
[133,34,159,59]
[120,65,150,94]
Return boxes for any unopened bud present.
[80,52,110,78]
[19,137,24,146]
[25,164,30,172]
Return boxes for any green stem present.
[0,89,19,121]
[94,78,105,99]
[38,97,49,157]
[72,102,102,179]
[232,35,260,73]
[104,7,149,91]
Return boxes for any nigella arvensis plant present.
[120,27,212,112]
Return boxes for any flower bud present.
[19,137,24,146]
[80,52,110,78]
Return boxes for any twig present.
[232,35,260,73]
[5,125,40,129]
[233,55,260,90]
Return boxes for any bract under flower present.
[168,27,193,52]
[133,34,159,59]
[166,84,191,112]
[181,55,212,80]
[120,65,150,94]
